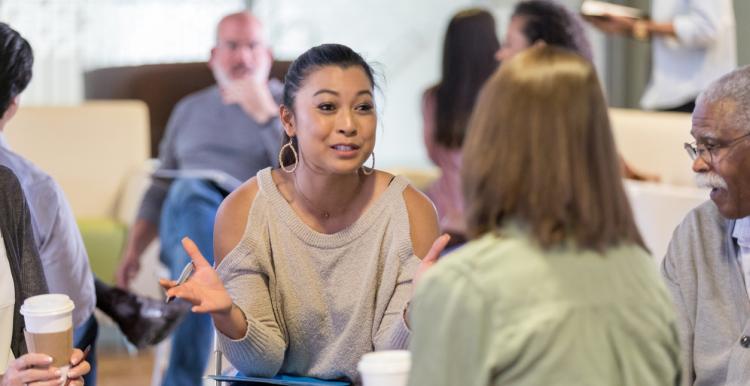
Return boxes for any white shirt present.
[0,232,15,374]
[733,217,750,300]
[641,0,737,110]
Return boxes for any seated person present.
[163,43,445,382]
[496,0,657,182]
[0,166,89,385]
[422,8,499,244]
[116,11,283,385]
[408,45,681,386]
[661,65,750,385]
[0,21,188,386]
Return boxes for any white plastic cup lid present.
[20,294,75,317]
[358,350,411,374]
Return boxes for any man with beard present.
[115,11,283,386]
[662,65,750,386]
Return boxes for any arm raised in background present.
[587,0,728,48]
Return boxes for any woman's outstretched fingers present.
[425,234,451,263]
[181,237,211,268]
[159,278,177,290]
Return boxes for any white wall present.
[253,0,607,168]
[2,0,608,169]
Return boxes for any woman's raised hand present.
[413,234,451,290]
[160,237,233,315]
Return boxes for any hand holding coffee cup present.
[1,349,89,386]
[15,294,89,385]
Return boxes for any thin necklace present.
[292,171,365,220]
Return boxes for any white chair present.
[624,180,708,265]
[610,108,694,186]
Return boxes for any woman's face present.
[496,16,531,62]
[282,65,376,175]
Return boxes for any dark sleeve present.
[0,166,48,357]
[136,97,190,226]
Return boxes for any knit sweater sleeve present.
[372,253,419,350]
[215,239,287,377]
[661,212,700,386]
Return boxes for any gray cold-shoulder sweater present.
[216,168,419,382]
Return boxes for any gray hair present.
[697,65,750,133]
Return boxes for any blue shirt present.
[0,135,95,328]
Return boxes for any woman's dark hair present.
[280,43,376,167]
[0,23,33,116]
[433,8,499,149]
[513,0,593,61]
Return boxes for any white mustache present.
[694,172,728,190]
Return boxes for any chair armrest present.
[115,158,160,226]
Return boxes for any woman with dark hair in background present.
[498,0,657,181]
[161,43,446,382]
[408,45,681,386]
[497,0,592,62]
[423,8,500,244]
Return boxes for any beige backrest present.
[624,180,708,262]
[609,108,694,186]
[5,101,150,220]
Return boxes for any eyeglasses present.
[684,132,750,164]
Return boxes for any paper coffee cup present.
[358,350,411,386]
[20,294,75,382]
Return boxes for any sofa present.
[4,101,153,285]
[84,61,291,157]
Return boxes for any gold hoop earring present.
[362,152,375,175]
[279,138,298,173]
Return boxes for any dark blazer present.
[0,165,47,357]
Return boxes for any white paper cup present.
[20,294,75,382]
[358,350,411,386]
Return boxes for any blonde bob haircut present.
[462,44,645,251]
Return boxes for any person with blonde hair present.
[408,45,681,386]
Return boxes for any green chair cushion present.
[77,217,127,285]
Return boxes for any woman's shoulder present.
[214,177,262,265]
[378,170,439,259]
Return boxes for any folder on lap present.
[580,0,644,19]
[151,168,243,193]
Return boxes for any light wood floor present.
[98,350,155,386]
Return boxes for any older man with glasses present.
[662,65,750,386]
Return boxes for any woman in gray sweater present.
[162,44,444,382]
